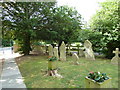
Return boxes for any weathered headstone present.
[60,41,66,61]
[42,46,47,54]
[72,53,79,65]
[84,40,95,60]
[111,48,120,64]
[39,46,44,53]
[79,49,84,57]
[53,47,59,59]
[48,45,53,56]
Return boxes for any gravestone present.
[84,40,95,60]
[39,46,46,54]
[111,48,120,64]
[53,47,59,59]
[48,45,53,56]
[42,46,47,54]
[79,49,84,57]
[60,41,66,61]
[72,53,79,65]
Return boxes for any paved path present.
[0,47,27,89]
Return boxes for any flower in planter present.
[48,56,58,61]
[87,71,110,83]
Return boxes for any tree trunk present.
[106,40,120,59]
[58,41,62,57]
[23,35,31,55]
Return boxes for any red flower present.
[90,71,94,74]
[48,56,52,58]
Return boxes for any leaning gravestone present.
[60,41,66,61]
[48,45,53,56]
[111,48,120,64]
[84,40,95,60]
[53,47,59,59]
[72,53,79,65]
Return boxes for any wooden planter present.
[48,61,57,70]
[85,77,112,88]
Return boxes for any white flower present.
[98,71,100,74]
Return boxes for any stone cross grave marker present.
[111,48,120,64]
[53,47,59,59]
[60,41,66,61]
[72,53,79,65]
[84,40,95,60]
[48,44,53,56]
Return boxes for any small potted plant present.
[48,56,58,70]
[85,71,112,88]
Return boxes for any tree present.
[34,5,83,56]
[89,0,120,58]
[2,2,83,55]
[2,2,56,55]
[77,29,103,52]
[36,5,82,45]
[51,6,82,55]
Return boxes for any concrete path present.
[0,47,27,89]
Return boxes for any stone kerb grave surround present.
[48,44,53,56]
[72,53,79,65]
[60,41,66,61]
[84,40,95,60]
[111,48,120,64]
[33,45,46,54]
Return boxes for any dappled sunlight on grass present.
[16,55,118,88]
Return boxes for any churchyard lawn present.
[16,55,118,88]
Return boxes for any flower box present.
[85,77,111,88]
[85,71,112,88]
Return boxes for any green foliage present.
[48,56,58,61]
[2,39,13,47]
[87,72,109,83]
[89,0,120,58]
[2,2,82,55]
[78,29,103,52]
[47,6,82,44]
[2,2,56,55]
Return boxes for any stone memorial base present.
[47,61,62,78]
[85,77,111,88]
[111,56,119,64]
[47,69,63,78]
[74,61,79,65]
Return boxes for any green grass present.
[16,55,118,88]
